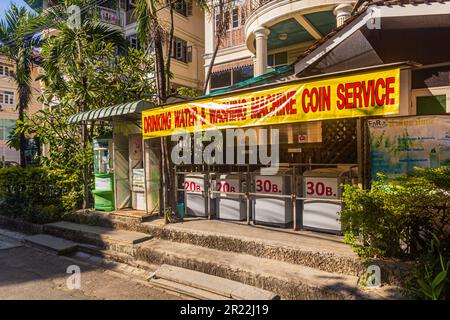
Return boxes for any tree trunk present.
[165,0,174,97]
[203,37,221,95]
[18,105,27,168]
[152,26,170,221]
[81,120,90,209]
[203,2,226,95]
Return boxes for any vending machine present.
[92,138,115,211]
[302,167,358,234]
[252,168,294,227]
[184,173,215,217]
[216,173,247,221]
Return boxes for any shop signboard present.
[143,68,400,138]
[369,115,450,179]
[304,177,338,199]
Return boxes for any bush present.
[340,167,450,259]
[0,167,81,224]
[408,234,450,300]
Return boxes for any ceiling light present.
[278,33,288,41]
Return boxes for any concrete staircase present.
[30,219,406,299]
[149,265,279,300]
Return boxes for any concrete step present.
[150,278,232,300]
[134,238,364,300]
[44,221,152,250]
[132,221,364,278]
[24,234,78,255]
[41,222,402,299]
[152,264,278,300]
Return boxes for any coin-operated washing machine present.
[252,168,295,227]
[216,173,247,221]
[302,167,358,234]
[184,173,216,217]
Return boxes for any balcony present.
[243,0,352,53]
[98,6,123,27]
[126,9,137,26]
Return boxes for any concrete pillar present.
[334,4,353,27]
[253,26,270,77]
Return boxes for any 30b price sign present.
[304,177,338,199]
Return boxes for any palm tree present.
[39,1,126,208]
[0,4,42,168]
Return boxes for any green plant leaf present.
[417,279,433,298]
[431,271,447,289]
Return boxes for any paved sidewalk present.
[0,230,181,300]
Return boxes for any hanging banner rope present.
[143,68,401,139]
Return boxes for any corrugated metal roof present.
[66,100,154,124]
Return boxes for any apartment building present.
[0,56,42,165]
[32,0,205,91]
[204,0,354,92]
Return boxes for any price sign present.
[255,176,283,194]
[304,177,338,199]
[217,178,239,197]
[185,176,204,194]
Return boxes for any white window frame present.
[129,35,139,49]
[0,90,15,106]
[411,86,450,115]
[0,64,14,77]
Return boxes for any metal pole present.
[292,167,297,231]
[112,120,118,211]
[143,137,149,215]
[207,174,211,220]
[356,117,363,188]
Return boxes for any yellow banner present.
[143,68,400,138]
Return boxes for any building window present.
[268,52,288,69]
[211,70,231,90]
[210,65,254,90]
[127,35,140,49]
[232,9,239,28]
[0,119,16,141]
[412,86,450,115]
[173,37,190,63]
[416,95,446,115]
[233,65,254,84]
[0,64,14,77]
[173,0,190,16]
[0,90,15,105]
[224,11,230,31]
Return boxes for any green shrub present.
[0,167,81,224]
[340,167,450,259]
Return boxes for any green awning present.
[67,100,154,124]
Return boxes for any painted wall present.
[0,56,42,164]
